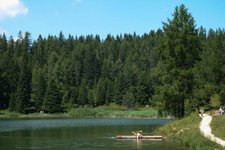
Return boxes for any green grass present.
[68,104,159,118]
[0,109,71,119]
[154,113,223,150]
[67,107,97,118]
[0,109,20,118]
[0,104,159,119]
[211,114,225,141]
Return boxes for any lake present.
[0,118,187,150]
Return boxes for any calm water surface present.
[0,118,188,150]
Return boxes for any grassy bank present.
[0,104,159,119]
[0,109,70,119]
[154,113,223,150]
[68,105,158,118]
[211,114,225,141]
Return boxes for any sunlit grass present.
[211,114,225,141]
[0,104,159,119]
[68,104,159,118]
[154,113,223,150]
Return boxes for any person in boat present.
[132,130,143,139]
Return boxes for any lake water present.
[0,118,187,150]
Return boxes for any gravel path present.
[199,114,225,147]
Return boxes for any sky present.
[1,0,225,40]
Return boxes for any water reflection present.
[0,119,187,150]
[134,139,142,150]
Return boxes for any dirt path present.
[199,114,225,147]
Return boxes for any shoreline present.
[0,109,173,120]
[0,113,172,120]
[154,113,223,149]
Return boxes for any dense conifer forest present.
[0,5,225,117]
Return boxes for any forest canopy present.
[0,4,225,117]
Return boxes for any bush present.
[68,108,97,118]
[210,94,221,108]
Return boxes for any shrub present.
[210,94,221,108]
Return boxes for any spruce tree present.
[77,78,88,106]
[15,32,32,113]
[43,79,62,113]
[154,4,201,117]
[8,37,19,111]
[31,67,46,111]
[0,34,9,108]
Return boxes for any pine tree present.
[122,88,136,108]
[77,78,88,106]
[31,67,46,111]
[194,29,225,107]
[7,37,19,111]
[15,32,32,113]
[95,78,106,105]
[0,33,9,108]
[153,4,201,117]
[43,79,62,113]
[0,33,7,52]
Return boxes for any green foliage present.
[95,78,112,105]
[0,104,158,119]
[68,104,158,118]
[68,107,97,118]
[122,89,136,108]
[102,103,127,110]
[77,78,88,106]
[43,79,62,113]
[15,32,32,113]
[31,67,46,111]
[0,109,20,118]
[210,94,221,108]
[0,4,225,116]
[154,4,201,117]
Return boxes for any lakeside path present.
[199,114,225,147]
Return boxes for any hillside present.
[211,114,225,141]
[154,113,224,150]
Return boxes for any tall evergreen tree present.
[7,37,19,111]
[15,32,32,113]
[43,79,62,113]
[31,67,46,111]
[153,4,201,117]
[0,34,9,108]
[77,78,88,106]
